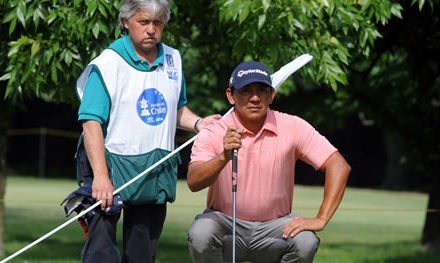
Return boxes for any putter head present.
[271,54,313,90]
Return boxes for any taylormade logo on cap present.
[229,61,273,90]
[237,69,269,78]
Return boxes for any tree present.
[347,1,440,251]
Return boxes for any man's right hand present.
[82,120,114,210]
[222,126,243,161]
[92,174,115,210]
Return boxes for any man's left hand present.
[282,216,327,239]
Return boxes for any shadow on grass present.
[157,239,192,262]
[384,249,440,263]
[7,219,436,263]
[6,229,191,263]
[318,240,440,263]
[6,233,84,261]
[8,236,440,263]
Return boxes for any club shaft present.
[232,149,238,263]
[0,136,197,263]
[232,190,236,263]
[1,54,312,262]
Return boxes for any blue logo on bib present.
[137,88,168,126]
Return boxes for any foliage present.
[213,0,405,91]
[0,0,122,104]
[165,1,236,114]
[0,0,415,106]
[2,0,433,114]
[349,0,440,186]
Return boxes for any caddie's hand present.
[222,126,243,161]
[92,175,115,210]
[282,216,326,239]
[197,114,222,132]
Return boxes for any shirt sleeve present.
[78,67,111,125]
[293,117,337,170]
[177,69,188,109]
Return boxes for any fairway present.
[3,176,439,262]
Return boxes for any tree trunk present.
[421,173,440,252]
[382,130,407,189]
[0,143,5,257]
[0,88,11,257]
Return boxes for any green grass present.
[3,176,439,262]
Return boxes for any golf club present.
[232,148,238,263]
[0,54,313,263]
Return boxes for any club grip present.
[232,149,238,173]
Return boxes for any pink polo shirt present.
[190,109,337,221]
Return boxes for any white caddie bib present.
[77,44,183,155]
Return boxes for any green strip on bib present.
[105,148,180,205]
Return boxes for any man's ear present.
[123,18,129,31]
[269,88,276,105]
[226,87,235,105]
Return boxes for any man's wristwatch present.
[194,118,202,133]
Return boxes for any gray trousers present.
[188,209,319,263]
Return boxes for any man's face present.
[226,83,275,125]
[123,9,165,55]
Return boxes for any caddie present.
[73,0,220,262]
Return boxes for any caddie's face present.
[226,83,275,125]
[123,8,165,56]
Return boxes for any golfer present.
[187,61,351,263]
[74,0,219,262]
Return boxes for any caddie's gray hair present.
[119,0,171,33]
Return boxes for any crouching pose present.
[187,61,351,263]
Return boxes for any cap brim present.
[232,79,273,90]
